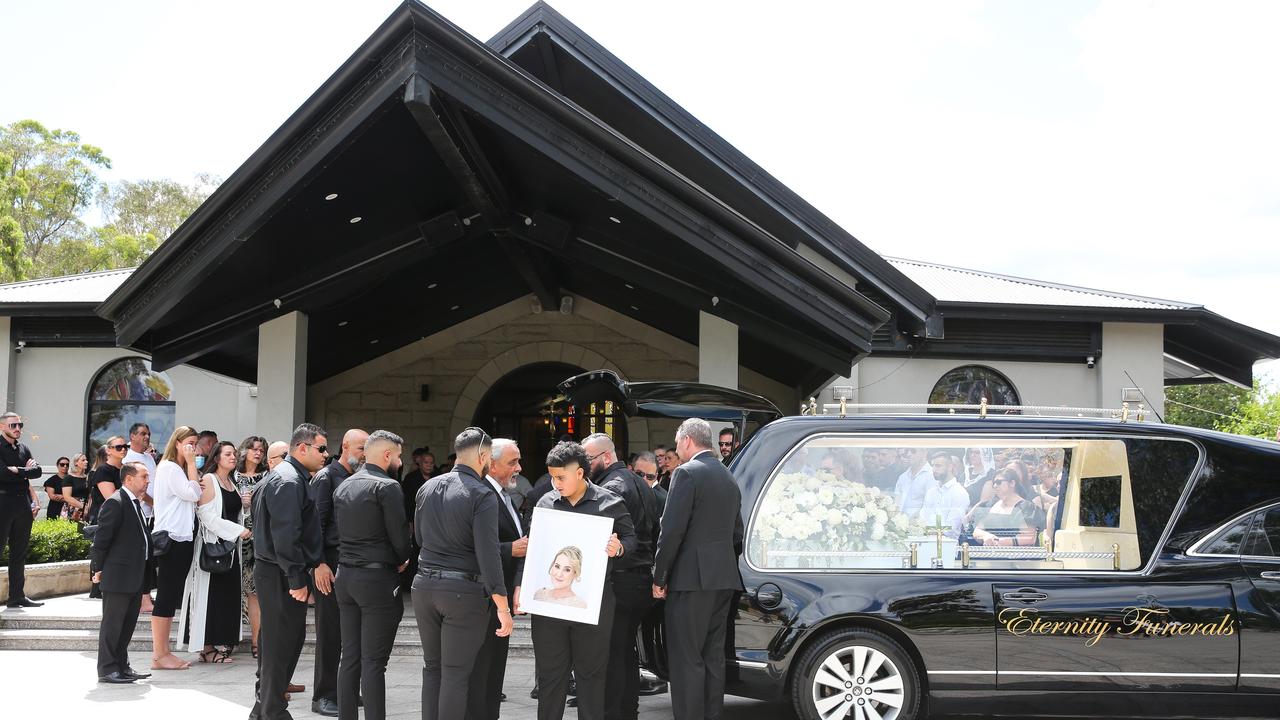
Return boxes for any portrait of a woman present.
[533,546,588,609]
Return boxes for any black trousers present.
[251,561,309,720]
[153,540,193,618]
[605,572,653,720]
[0,494,33,601]
[665,589,735,720]
[466,599,510,720]
[97,590,142,677]
[313,549,341,703]
[412,577,490,720]
[335,566,401,720]
[532,584,616,720]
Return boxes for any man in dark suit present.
[467,438,527,720]
[652,418,744,720]
[90,461,153,683]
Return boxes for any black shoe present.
[98,672,135,684]
[638,679,668,696]
[122,668,151,680]
[311,698,339,717]
[567,696,578,708]
[6,597,44,608]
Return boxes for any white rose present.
[826,508,844,526]
[892,514,909,530]
[848,507,868,524]
[871,523,886,541]
[817,488,834,505]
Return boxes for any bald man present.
[267,441,289,470]
[310,428,369,716]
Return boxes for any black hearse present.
[561,370,1280,720]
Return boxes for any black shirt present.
[88,464,122,522]
[401,469,427,523]
[592,461,657,571]
[44,475,66,518]
[252,456,323,590]
[333,464,410,567]
[311,460,353,553]
[518,481,638,582]
[0,440,40,493]
[414,464,505,597]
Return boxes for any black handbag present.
[199,538,237,574]
[151,529,172,557]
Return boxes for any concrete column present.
[0,317,13,411]
[256,311,309,441]
[698,311,738,389]
[1098,322,1165,418]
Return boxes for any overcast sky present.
[2,0,1276,382]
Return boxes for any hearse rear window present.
[747,436,1199,573]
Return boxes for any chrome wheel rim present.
[810,644,906,720]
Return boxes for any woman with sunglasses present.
[87,439,127,524]
[151,425,203,671]
[63,453,90,521]
[44,457,71,519]
[970,467,1044,548]
[234,435,268,657]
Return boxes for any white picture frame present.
[519,507,613,625]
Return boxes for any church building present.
[2,2,1276,479]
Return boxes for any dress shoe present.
[566,696,578,708]
[6,597,44,608]
[98,672,135,684]
[311,698,339,716]
[637,677,668,696]
[122,668,152,680]
[287,683,306,693]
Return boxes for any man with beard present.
[331,430,411,720]
[581,433,657,720]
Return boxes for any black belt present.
[419,567,481,583]
[340,562,395,570]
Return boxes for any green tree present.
[0,119,111,281]
[1166,381,1280,440]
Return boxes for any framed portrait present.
[520,507,614,625]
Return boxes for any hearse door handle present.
[1261,571,1280,580]
[1001,591,1049,603]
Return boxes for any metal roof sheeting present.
[886,257,1197,310]
[0,268,135,305]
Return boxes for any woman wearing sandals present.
[151,426,203,671]
[180,441,251,663]
[234,435,268,658]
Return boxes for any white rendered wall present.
[257,311,308,443]
[848,356,1100,410]
[12,347,256,476]
[1098,322,1165,417]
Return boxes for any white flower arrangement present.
[751,471,923,568]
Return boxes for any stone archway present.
[449,342,649,450]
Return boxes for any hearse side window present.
[1242,508,1280,558]
[747,436,1199,573]
[1199,514,1256,555]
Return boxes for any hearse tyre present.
[792,627,922,720]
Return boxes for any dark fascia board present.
[98,0,887,355]
[939,301,1280,363]
[0,302,101,317]
[96,2,421,338]
[487,2,937,331]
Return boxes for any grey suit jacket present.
[653,451,744,592]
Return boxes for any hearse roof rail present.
[802,398,1153,423]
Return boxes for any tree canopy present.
[0,119,215,282]
[1166,381,1280,440]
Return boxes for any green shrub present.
[0,518,91,564]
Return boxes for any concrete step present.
[0,627,537,656]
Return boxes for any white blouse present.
[152,459,202,541]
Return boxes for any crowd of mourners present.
[1,408,747,720]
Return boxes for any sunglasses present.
[718,442,734,447]
[108,444,128,451]
[269,453,287,461]
[992,478,1013,487]
[57,462,69,467]
[638,472,658,481]
[6,422,23,429]
[303,443,329,455]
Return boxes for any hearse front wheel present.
[791,628,921,720]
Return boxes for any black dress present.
[204,484,243,647]
[87,465,121,523]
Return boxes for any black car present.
[562,371,1280,720]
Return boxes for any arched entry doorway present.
[472,362,628,482]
